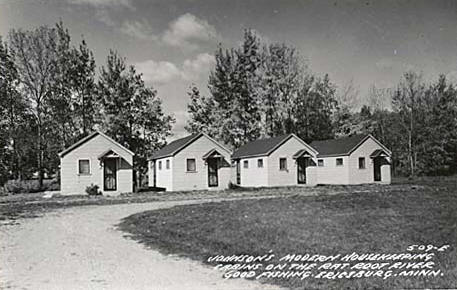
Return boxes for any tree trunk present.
[37,103,44,188]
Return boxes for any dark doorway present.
[373,157,382,182]
[207,158,219,187]
[297,157,307,184]
[236,160,241,185]
[104,158,117,191]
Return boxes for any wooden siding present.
[314,156,350,184]
[348,137,391,184]
[172,135,231,191]
[154,157,173,191]
[238,157,269,187]
[267,137,315,186]
[60,134,133,195]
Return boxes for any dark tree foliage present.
[98,50,174,187]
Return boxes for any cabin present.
[148,133,232,191]
[59,131,134,195]
[231,134,319,187]
[310,134,391,184]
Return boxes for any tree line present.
[0,22,174,188]
[186,29,457,177]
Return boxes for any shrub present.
[85,184,102,196]
[46,178,60,191]
[228,181,241,190]
[5,180,43,194]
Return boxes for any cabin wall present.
[267,137,314,186]
[315,156,350,184]
[238,157,269,187]
[171,136,231,191]
[348,137,391,184]
[155,157,173,191]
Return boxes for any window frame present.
[166,159,170,170]
[279,158,287,171]
[158,160,162,170]
[78,159,91,175]
[358,157,366,169]
[336,158,344,166]
[317,159,324,167]
[257,158,263,168]
[186,158,196,172]
[243,160,249,169]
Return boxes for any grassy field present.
[118,180,457,290]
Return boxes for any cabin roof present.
[58,131,134,158]
[150,133,230,160]
[310,134,391,157]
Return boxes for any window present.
[158,161,162,170]
[336,158,343,166]
[186,158,196,172]
[318,159,324,167]
[279,158,287,171]
[257,159,263,168]
[243,160,249,168]
[358,157,366,169]
[166,159,170,169]
[78,159,90,175]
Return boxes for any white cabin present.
[310,134,391,185]
[231,134,319,187]
[148,133,232,191]
[59,131,134,196]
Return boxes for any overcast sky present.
[2,0,457,139]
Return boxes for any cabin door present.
[236,161,241,185]
[373,157,382,182]
[207,158,219,187]
[104,158,117,191]
[297,157,307,184]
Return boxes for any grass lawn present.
[118,181,457,290]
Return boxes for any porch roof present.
[98,149,121,159]
[292,149,313,159]
[202,148,225,160]
[370,149,390,158]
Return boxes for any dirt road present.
[0,200,280,290]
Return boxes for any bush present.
[228,181,242,190]
[85,184,102,196]
[5,180,43,194]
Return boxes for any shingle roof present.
[232,134,293,159]
[150,133,201,160]
[310,134,368,157]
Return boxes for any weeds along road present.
[0,199,280,290]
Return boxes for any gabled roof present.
[150,133,231,160]
[310,134,391,157]
[370,149,390,158]
[202,148,224,160]
[58,131,134,158]
[232,134,317,159]
[292,149,313,159]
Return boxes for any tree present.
[189,28,339,148]
[185,85,215,135]
[98,50,174,187]
[391,71,427,177]
[260,43,303,136]
[8,25,60,186]
[294,74,337,142]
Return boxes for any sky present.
[1,0,457,140]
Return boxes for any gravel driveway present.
[0,200,280,290]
